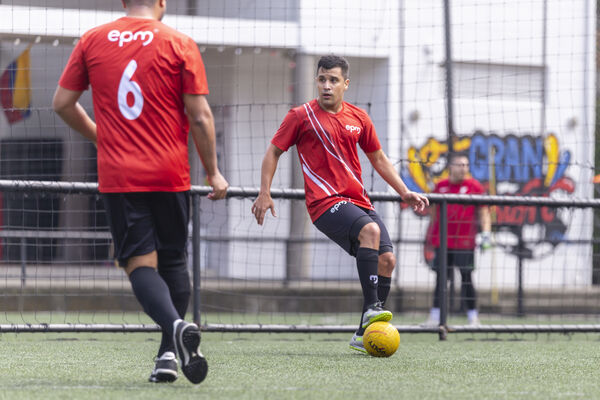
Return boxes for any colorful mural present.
[401,131,575,246]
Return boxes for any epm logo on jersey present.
[107,30,154,47]
[345,125,361,135]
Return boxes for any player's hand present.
[251,192,276,225]
[401,191,429,213]
[207,172,228,200]
[480,231,493,251]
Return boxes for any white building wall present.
[0,1,595,289]
[398,0,596,290]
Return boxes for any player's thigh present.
[313,200,374,256]
[433,249,475,275]
[450,249,475,273]
[102,192,157,267]
[365,209,394,255]
[150,191,190,256]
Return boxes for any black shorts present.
[432,248,475,271]
[102,191,190,267]
[313,201,393,257]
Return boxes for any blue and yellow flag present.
[0,47,32,124]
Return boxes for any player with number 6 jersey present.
[53,0,228,385]
[58,13,208,192]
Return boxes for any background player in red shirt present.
[52,0,228,384]
[423,153,491,327]
[251,55,429,353]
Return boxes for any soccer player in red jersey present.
[52,0,228,384]
[251,55,429,353]
[423,153,491,327]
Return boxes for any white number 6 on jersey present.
[118,60,143,120]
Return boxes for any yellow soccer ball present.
[363,321,400,357]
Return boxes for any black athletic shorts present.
[432,248,475,271]
[313,200,393,257]
[102,191,190,267]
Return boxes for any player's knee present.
[124,251,158,275]
[358,222,380,244]
[379,252,396,275]
[157,249,186,270]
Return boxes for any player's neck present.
[126,6,159,20]
[317,98,343,114]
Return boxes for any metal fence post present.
[192,193,201,326]
[20,237,26,287]
[439,200,448,340]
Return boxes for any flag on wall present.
[0,47,32,124]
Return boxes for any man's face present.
[316,67,349,111]
[448,156,470,183]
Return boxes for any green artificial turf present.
[1,330,599,400]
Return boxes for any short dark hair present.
[317,55,349,79]
[448,152,469,164]
[123,0,157,6]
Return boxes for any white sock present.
[467,309,478,322]
[429,307,440,322]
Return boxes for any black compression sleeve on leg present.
[157,252,191,356]
[377,275,392,306]
[356,247,380,309]
[355,247,379,335]
[129,266,180,336]
[459,268,477,310]
[158,252,191,318]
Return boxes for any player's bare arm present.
[52,85,97,145]
[252,144,283,225]
[184,93,228,200]
[366,149,429,212]
[479,205,492,232]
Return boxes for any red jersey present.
[272,99,381,221]
[428,177,485,249]
[58,17,209,193]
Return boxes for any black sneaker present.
[148,351,178,383]
[173,320,208,384]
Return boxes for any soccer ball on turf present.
[363,321,400,357]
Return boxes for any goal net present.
[0,0,597,334]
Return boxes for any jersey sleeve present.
[271,109,302,152]
[58,38,89,91]
[470,179,485,194]
[358,112,381,153]
[181,37,209,95]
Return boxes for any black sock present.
[157,262,191,356]
[355,247,379,335]
[128,266,180,337]
[377,275,392,306]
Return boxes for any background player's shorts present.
[102,191,190,267]
[432,248,475,272]
[313,200,393,257]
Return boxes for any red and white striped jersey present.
[271,99,381,221]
